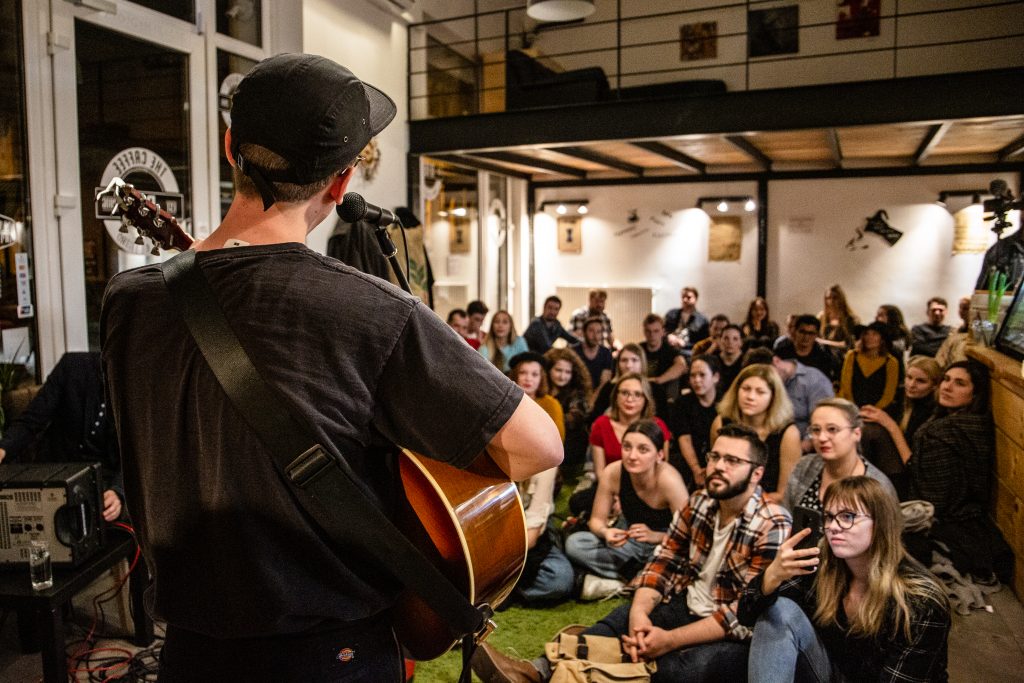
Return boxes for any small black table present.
[0,533,153,682]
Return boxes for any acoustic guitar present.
[96,178,527,660]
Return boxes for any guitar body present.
[394,449,526,661]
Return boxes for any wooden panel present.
[993,479,1024,559]
[745,130,834,163]
[995,426,1024,502]
[590,142,680,169]
[837,123,932,159]
[993,381,1024,448]
[667,137,752,166]
[512,148,605,172]
[939,117,1024,155]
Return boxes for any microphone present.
[337,193,399,227]
[989,179,1014,201]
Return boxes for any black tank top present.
[619,469,673,532]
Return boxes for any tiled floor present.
[0,573,1020,682]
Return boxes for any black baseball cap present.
[229,53,397,209]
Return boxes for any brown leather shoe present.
[470,642,542,683]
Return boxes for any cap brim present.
[362,82,397,137]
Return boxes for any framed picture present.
[681,22,717,61]
[837,0,881,40]
[557,216,582,253]
[995,282,1024,360]
[448,216,471,253]
[748,6,799,58]
[709,216,742,261]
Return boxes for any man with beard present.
[472,423,791,682]
[523,295,577,353]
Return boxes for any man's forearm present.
[669,613,727,648]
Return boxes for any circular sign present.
[219,72,245,127]
[99,147,180,255]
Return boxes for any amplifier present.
[0,462,106,567]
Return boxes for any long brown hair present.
[814,477,947,640]
[544,347,594,406]
[716,363,794,433]
[483,310,518,370]
[608,372,655,422]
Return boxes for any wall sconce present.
[539,199,589,216]
[936,189,986,210]
[696,196,756,213]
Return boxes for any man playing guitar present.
[100,54,562,682]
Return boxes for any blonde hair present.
[814,477,947,640]
[615,343,648,381]
[716,363,794,433]
[900,356,942,432]
[483,310,519,371]
[608,372,655,422]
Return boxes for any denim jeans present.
[582,598,749,682]
[518,545,575,603]
[747,597,837,683]
[564,529,655,579]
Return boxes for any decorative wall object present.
[557,216,583,253]
[449,215,471,253]
[359,138,381,182]
[681,22,718,61]
[748,6,799,57]
[836,0,881,40]
[952,206,991,254]
[709,216,742,261]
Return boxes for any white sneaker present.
[580,574,624,601]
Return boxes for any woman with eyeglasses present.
[711,364,801,503]
[589,372,670,475]
[588,343,647,426]
[739,476,950,682]
[566,419,688,594]
[782,398,897,513]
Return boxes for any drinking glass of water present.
[29,540,53,591]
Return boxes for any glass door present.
[48,2,209,351]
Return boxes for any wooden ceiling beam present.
[428,154,532,180]
[473,151,588,177]
[913,121,952,165]
[725,135,771,169]
[630,141,706,174]
[553,146,644,176]
[998,132,1024,162]
[827,128,843,167]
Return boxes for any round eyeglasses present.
[823,510,871,530]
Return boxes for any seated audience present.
[837,321,901,419]
[640,313,687,421]
[903,361,1007,580]
[472,423,791,682]
[818,284,860,362]
[739,477,950,682]
[741,347,774,367]
[565,420,689,597]
[590,373,669,476]
[910,297,951,357]
[508,353,572,604]
[573,316,615,397]
[544,347,593,472]
[588,342,646,424]
[0,351,122,521]
[714,324,745,394]
[875,303,912,360]
[570,289,615,348]
[711,364,801,503]
[782,398,897,513]
[773,313,796,349]
[934,295,971,368]
[859,355,942,498]
[665,286,710,356]
[523,295,577,353]
[446,308,479,349]
[669,354,720,489]
[480,309,528,372]
[690,313,729,356]
[771,345,834,451]
[466,299,489,346]
[773,314,836,381]
[742,296,780,349]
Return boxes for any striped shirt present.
[631,487,791,639]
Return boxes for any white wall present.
[303,0,409,255]
[534,181,760,337]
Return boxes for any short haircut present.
[710,313,730,325]
[544,295,562,307]
[682,286,699,299]
[583,316,605,331]
[232,143,338,204]
[721,324,743,337]
[795,314,820,330]
[742,347,774,367]
[589,289,608,300]
[467,300,489,316]
[715,422,767,466]
[927,297,948,308]
[446,308,467,323]
[643,313,665,327]
[690,353,721,375]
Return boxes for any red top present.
[589,415,671,464]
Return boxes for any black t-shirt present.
[573,344,614,392]
[101,243,522,638]
[668,391,717,468]
[642,341,682,420]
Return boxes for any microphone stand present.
[372,220,412,295]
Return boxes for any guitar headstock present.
[96,178,195,255]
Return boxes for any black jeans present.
[159,618,403,682]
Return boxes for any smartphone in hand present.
[791,505,823,551]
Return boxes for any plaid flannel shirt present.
[631,486,791,639]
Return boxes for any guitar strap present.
[160,249,486,680]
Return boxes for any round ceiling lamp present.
[526,0,596,22]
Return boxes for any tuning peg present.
[134,235,145,245]
[153,217,164,228]
[150,245,161,256]
[138,206,150,217]
[118,223,129,234]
